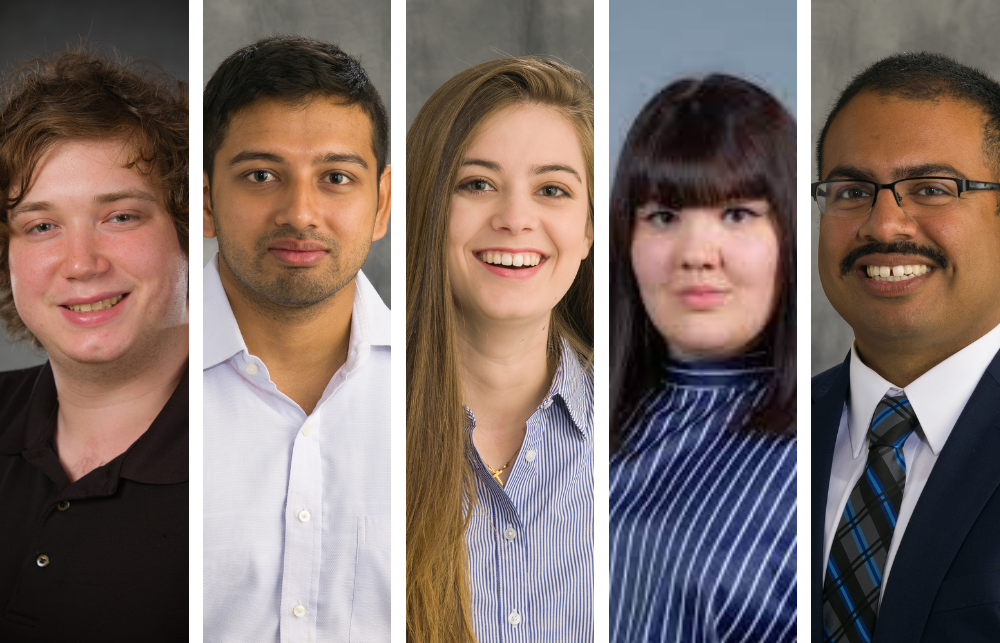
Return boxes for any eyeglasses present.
[811,176,1000,217]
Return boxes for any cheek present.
[725,232,780,319]
[7,241,60,308]
[630,234,674,288]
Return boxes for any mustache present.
[254,229,340,254]
[839,241,949,275]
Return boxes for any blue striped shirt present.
[466,340,594,643]
[610,357,796,643]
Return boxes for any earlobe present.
[203,171,217,239]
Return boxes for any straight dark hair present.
[203,34,388,181]
[816,52,1000,178]
[609,74,796,448]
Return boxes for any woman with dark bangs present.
[608,75,797,643]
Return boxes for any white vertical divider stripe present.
[796,0,812,641]
[594,0,611,640]
[390,0,407,640]
[189,0,206,639]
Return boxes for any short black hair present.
[204,35,388,181]
[816,52,1000,178]
[610,74,797,446]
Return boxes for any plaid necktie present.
[822,390,918,643]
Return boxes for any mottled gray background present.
[0,0,188,371]
[204,0,391,306]
[407,0,594,128]
[811,0,1000,375]
[611,0,797,174]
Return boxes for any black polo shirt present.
[0,363,187,642]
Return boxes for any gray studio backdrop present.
[204,0,391,306]
[811,0,1000,375]
[407,0,594,128]
[0,0,188,371]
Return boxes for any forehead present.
[822,92,990,179]
[220,95,375,165]
[467,104,584,166]
[17,138,159,205]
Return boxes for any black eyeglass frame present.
[810,176,1000,216]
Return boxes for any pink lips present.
[679,286,726,310]
[268,239,329,266]
[58,293,129,327]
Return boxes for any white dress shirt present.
[823,321,1000,595]
[203,254,391,643]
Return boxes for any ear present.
[372,165,391,242]
[582,214,594,259]
[203,171,217,238]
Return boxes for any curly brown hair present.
[0,45,188,344]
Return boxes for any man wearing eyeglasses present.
[812,53,1000,643]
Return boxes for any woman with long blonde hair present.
[407,57,594,642]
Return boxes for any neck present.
[51,329,188,483]
[219,256,354,414]
[855,318,999,387]
[458,312,553,479]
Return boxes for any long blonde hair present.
[406,57,594,642]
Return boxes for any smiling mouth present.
[864,264,932,282]
[63,294,126,313]
[477,251,544,268]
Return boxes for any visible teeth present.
[478,251,542,267]
[67,295,124,313]
[866,265,929,282]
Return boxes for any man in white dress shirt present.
[812,53,1000,642]
[201,36,390,642]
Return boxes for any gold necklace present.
[485,457,514,487]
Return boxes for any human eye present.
[640,208,678,227]
[910,180,957,197]
[457,178,496,194]
[322,172,352,185]
[722,206,764,223]
[26,222,57,236]
[832,182,872,203]
[245,170,277,183]
[537,185,568,198]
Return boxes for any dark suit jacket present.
[812,349,1000,642]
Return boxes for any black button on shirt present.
[0,363,188,642]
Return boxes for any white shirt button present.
[525,450,536,462]
[508,609,521,625]
[302,423,311,437]
[503,527,517,541]
[245,363,258,375]
[292,604,306,618]
[298,510,311,523]
[541,399,552,409]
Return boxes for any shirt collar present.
[0,362,188,489]
[848,320,1000,458]
[463,336,594,439]
[202,252,390,371]
[662,350,772,388]
[545,337,593,438]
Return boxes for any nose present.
[858,185,917,242]
[677,215,722,271]
[491,191,537,234]
[273,177,322,231]
[59,228,111,280]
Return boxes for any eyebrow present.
[228,150,369,170]
[463,158,503,172]
[534,164,583,183]
[461,159,584,183]
[9,189,157,221]
[825,163,967,182]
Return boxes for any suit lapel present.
[874,349,1000,640]
[812,353,851,643]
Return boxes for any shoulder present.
[812,358,848,403]
[0,364,47,442]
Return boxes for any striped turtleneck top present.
[609,355,796,643]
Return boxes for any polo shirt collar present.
[848,320,1000,458]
